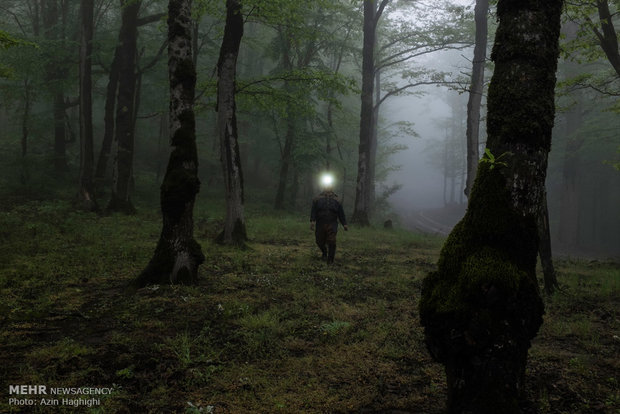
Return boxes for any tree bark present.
[351,0,380,226]
[21,79,31,158]
[464,0,488,197]
[108,0,140,214]
[94,44,120,191]
[274,28,294,211]
[135,0,204,287]
[420,1,563,412]
[538,193,558,296]
[274,116,294,210]
[42,0,69,173]
[558,99,583,249]
[216,0,247,245]
[76,0,97,211]
[369,69,380,209]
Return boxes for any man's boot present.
[327,244,336,264]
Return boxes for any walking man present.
[310,174,348,264]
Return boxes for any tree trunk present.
[135,0,204,287]
[538,192,558,296]
[94,44,121,191]
[52,92,68,172]
[42,0,69,174]
[369,69,380,210]
[108,0,140,214]
[274,116,293,210]
[420,1,563,412]
[76,0,97,211]
[351,0,378,226]
[289,167,299,208]
[216,0,247,245]
[557,101,583,249]
[464,0,488,197]
[20,79,32,185]
[274,28,295,211]
[21,79,31,158]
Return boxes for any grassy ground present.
[0,197,619,413]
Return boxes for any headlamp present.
[321,173,334,187]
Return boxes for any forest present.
[0,0,619,413]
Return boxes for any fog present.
[380,48,620,258]
[385,91,453,211]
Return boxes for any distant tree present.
[94,41,121,192]
[216,0,247,245]
[76,0,97,211]
[0,30,37,162]
[106,0,166,213]
[95,1,165,197]
[108,0,141,214]
[136,0,204,287]
[564,0,620,95]
[231,1,355,211]
[352,0,470,225]
[420,1,563,413]
[559,2,620,251]
[41,0,74,174]
[464,0,488,198]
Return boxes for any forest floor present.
[0,196,619,413]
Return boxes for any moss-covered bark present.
[419,0,563,412]
[135,0,203,287]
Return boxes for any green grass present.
[0,197,619,413]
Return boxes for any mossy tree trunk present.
[216,0,247,245]
[419,1,563,413]
[135,0,204,287]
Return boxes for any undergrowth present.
[0,197,618,413]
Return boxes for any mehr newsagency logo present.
[8,385,114,408]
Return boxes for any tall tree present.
[108,0,141,213]
[136,0,204,287]
[216,0,247,245]
[76,0,97,211]
[419,1,563,413]
[41,0,72,173]
[95,4,165,194]
[351,0,388,226]
[464,0,489,197]
[94,43,121,192]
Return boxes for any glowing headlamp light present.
[321,173,334,187]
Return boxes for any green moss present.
[420,164,541,327]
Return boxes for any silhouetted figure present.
[310,184,348,264]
